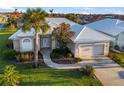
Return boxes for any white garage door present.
[79,44,104,58]
[21,38,33,52]
[93,45,104,55]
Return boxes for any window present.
[23,39,30,43]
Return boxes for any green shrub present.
[6,40,13,49]
[2,49,16,60]
[79,65,94,77]
[51,47,74,58]
[114,45,120,50]
[0,65,20,86]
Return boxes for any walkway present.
[41,50,124,86]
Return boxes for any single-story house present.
[85,18,124,50]
[9,18,124,59]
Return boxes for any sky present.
[0,7,124,14]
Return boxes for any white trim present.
[74,26,86,42]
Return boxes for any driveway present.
[82,59,124,86]
[41,49,124,86]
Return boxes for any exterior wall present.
[20,37,34,52]
[40,35,52,49]
[67,40,75,54]
[74,41,110,59]
[13,40,20,51]
[74,43,79,58]
[104,41,110,56]
[51,36,56,49]
[116,32,124,50]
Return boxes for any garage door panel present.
[80,46,93,56]
[79,44,104,59]
[93,45,104,55]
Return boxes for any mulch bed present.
[51,58,78,64]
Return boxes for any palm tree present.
[22,8,50,68]
[14,9,18,13]
[0,65,20,86]
[49,9,54,17]
[49,9,54,14]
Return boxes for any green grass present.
[109,51,124,67]
[0,31,102,86]
[0,27,16,35]
[20,68,102,86]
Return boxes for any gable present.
[9,28,35,40]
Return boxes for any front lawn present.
[0,31,102,86]
[20,67,102,86]
[109,50,124,67]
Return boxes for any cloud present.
[0,7,25,12]
[80,11,90,14]
[69,7,90,14]
[112,10,124,14]
[0,7,15,12]
[104,8,124,14]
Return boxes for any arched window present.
[23,39,30,43]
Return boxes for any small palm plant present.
[0,65,20,86]
[79,65,94,77]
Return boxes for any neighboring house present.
[85,18,124,50]
[9,18,124,59]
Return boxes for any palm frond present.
[22,8,49,33]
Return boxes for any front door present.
[41,37,50,48]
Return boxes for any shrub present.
[75,57,82,62]
[16,52,34,62]
[6,41,13,49]
[66,53,73,58]
[114,45,120,50]
[2,49,16,60]
[51,47,74,58]
[79,65,94,77]
[0,65,20,86]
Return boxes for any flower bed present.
[50,47,82,64]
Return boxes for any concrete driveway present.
[41,49,124,86]
[83,59,124,86]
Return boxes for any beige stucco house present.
[9,18,124,59]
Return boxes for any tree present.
[66,13,78,22]
[7,17,17,28]
[49,9,54,14]
[22,8,50,68]
[0,65,20,86]
[14,9,18,13]
[52,23,75,49]
[49,9,54,17]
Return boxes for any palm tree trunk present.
[34,32,39,68]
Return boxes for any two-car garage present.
[77,42,109,59]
